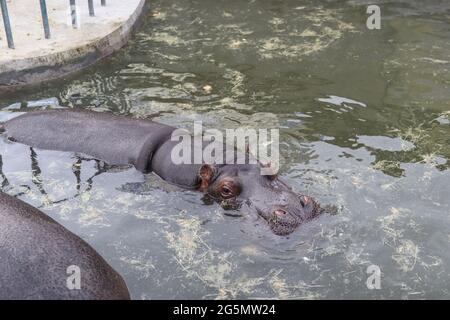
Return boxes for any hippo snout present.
[258,195,321,236]
[298,195,320,219]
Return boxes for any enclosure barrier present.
[0,0,107,49]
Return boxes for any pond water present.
[1,0,450,299]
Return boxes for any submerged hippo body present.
[1,109,322,235]
[0,192,130,299]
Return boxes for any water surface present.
[1,0,450,299]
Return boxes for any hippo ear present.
[260,161,277,180]
[198,164,216,192]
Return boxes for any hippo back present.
[0,192,130,300]
[3,109,175,172]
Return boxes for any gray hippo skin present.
[1,109,322,235]
[0,192,130,299]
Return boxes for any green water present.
[1,0,450,299]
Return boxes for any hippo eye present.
[220,185,234,199]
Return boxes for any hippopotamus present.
[0,192,130,299]
[0,109,322,235]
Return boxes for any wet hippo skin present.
[0,192,130,300]
[2,109,175,173]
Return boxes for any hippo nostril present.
[300,196,311,208]
[274,209,287,217]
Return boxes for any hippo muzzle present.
[255,195,321,236]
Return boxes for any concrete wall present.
[0,0,146,88]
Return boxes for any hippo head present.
[197,163,322,236]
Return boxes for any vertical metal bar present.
[70,0,77,29]
[88,0,94,16]
[101,0,106,6]
[0,0,14,49]
[39,0,51,39]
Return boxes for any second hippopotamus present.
[0,192,130,299]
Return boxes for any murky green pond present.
[1,0,450,299]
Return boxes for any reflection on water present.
[1,0,450,299]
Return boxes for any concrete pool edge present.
[0,0,147,89]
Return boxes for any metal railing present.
[0,0,108,49]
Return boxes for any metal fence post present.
[88,0,94,16]
[70,0,77,28]
[0,0,112,49]
[39,0,51,39]
[0,0,14,49]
